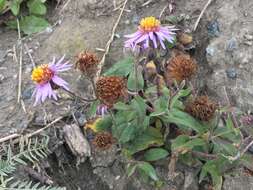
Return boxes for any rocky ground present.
[1,0,253,189]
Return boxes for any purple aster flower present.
[124,16,177,50]
[31,56,72,105]
[96,104,109,117]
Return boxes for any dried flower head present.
[124,16,177,50]
[185,96,218,121]
[75,51,99,76]
[165,54,197,83]
[92,132,114,150]
[96,76,126,106]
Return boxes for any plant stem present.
[62,88,97,102]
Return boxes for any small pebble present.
[178,33,193,45]
[244,34,253,41]
[226,38,237,51]
[45,27,53,33]
[115,175,120,180]
[226,68,237,79]
[22,87,33,100]
[125,20,130,25]
[114,33,120,39]
[244,41,253,46]
[207,20,220,37]
[206,46,215,56]
[0,74,4,82]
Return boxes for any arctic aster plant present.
[124,16,177,50]
[31,56,72,105]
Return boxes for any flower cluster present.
[124,16,177,50]
[31,56,71,105]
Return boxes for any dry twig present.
[24,43,36,68]
[96,0,128,79]
[16,18,23,104]
[0,117,63,144]
[193,0,213,31]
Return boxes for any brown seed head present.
[76,51,99,76]
[96,76,126,106]
[92,132,114,150]
[165,54,197,83]
[185,96,218,121]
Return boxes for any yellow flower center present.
[139,16,160,32]
[31,64,54,84]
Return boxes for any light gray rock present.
[223,176,253,190]
[205,0,253,110]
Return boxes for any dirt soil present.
[1,0,253,190]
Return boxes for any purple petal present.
[52,75,69,90]
[149,32,157,48]
[124,31,142,38]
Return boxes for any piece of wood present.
[63,124,91,163]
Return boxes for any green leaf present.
[201,161,223,190]
[0,0,6,12]
[127,66,144,91]
[119,124,136,143]
[170,88,191,109]
[96,116,112,132]
[167,109,206,133]
[144,148,169,161]
[130,96,146,119]
[150,97,168,117]
[10,0,20,15]
[114,102,131,111]
[138,162,158,181]
[171,135,206,153]
[27,0,47,15]
[124,127,163,155]
[19,15,50,35]
[126,163,137,178]
[104,57,134,76]
[87,100,99,118]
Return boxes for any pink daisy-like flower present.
[124,16,177,50]
[31,56,71,105]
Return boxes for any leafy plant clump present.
[0,0,50,34]
[25,15,253,190]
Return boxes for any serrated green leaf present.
[127,66,144,91]
[138,162,158,181]
[104,57,134,76]
[10,0,20,15]
[19,15,50,35]
[144,148,169,161]
[27,0,47,15]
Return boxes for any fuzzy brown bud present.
[76,51,99,77]
[96,76,126,106]
[165,54,197,84]
[185,96,217,121]
[92,132,115,150]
